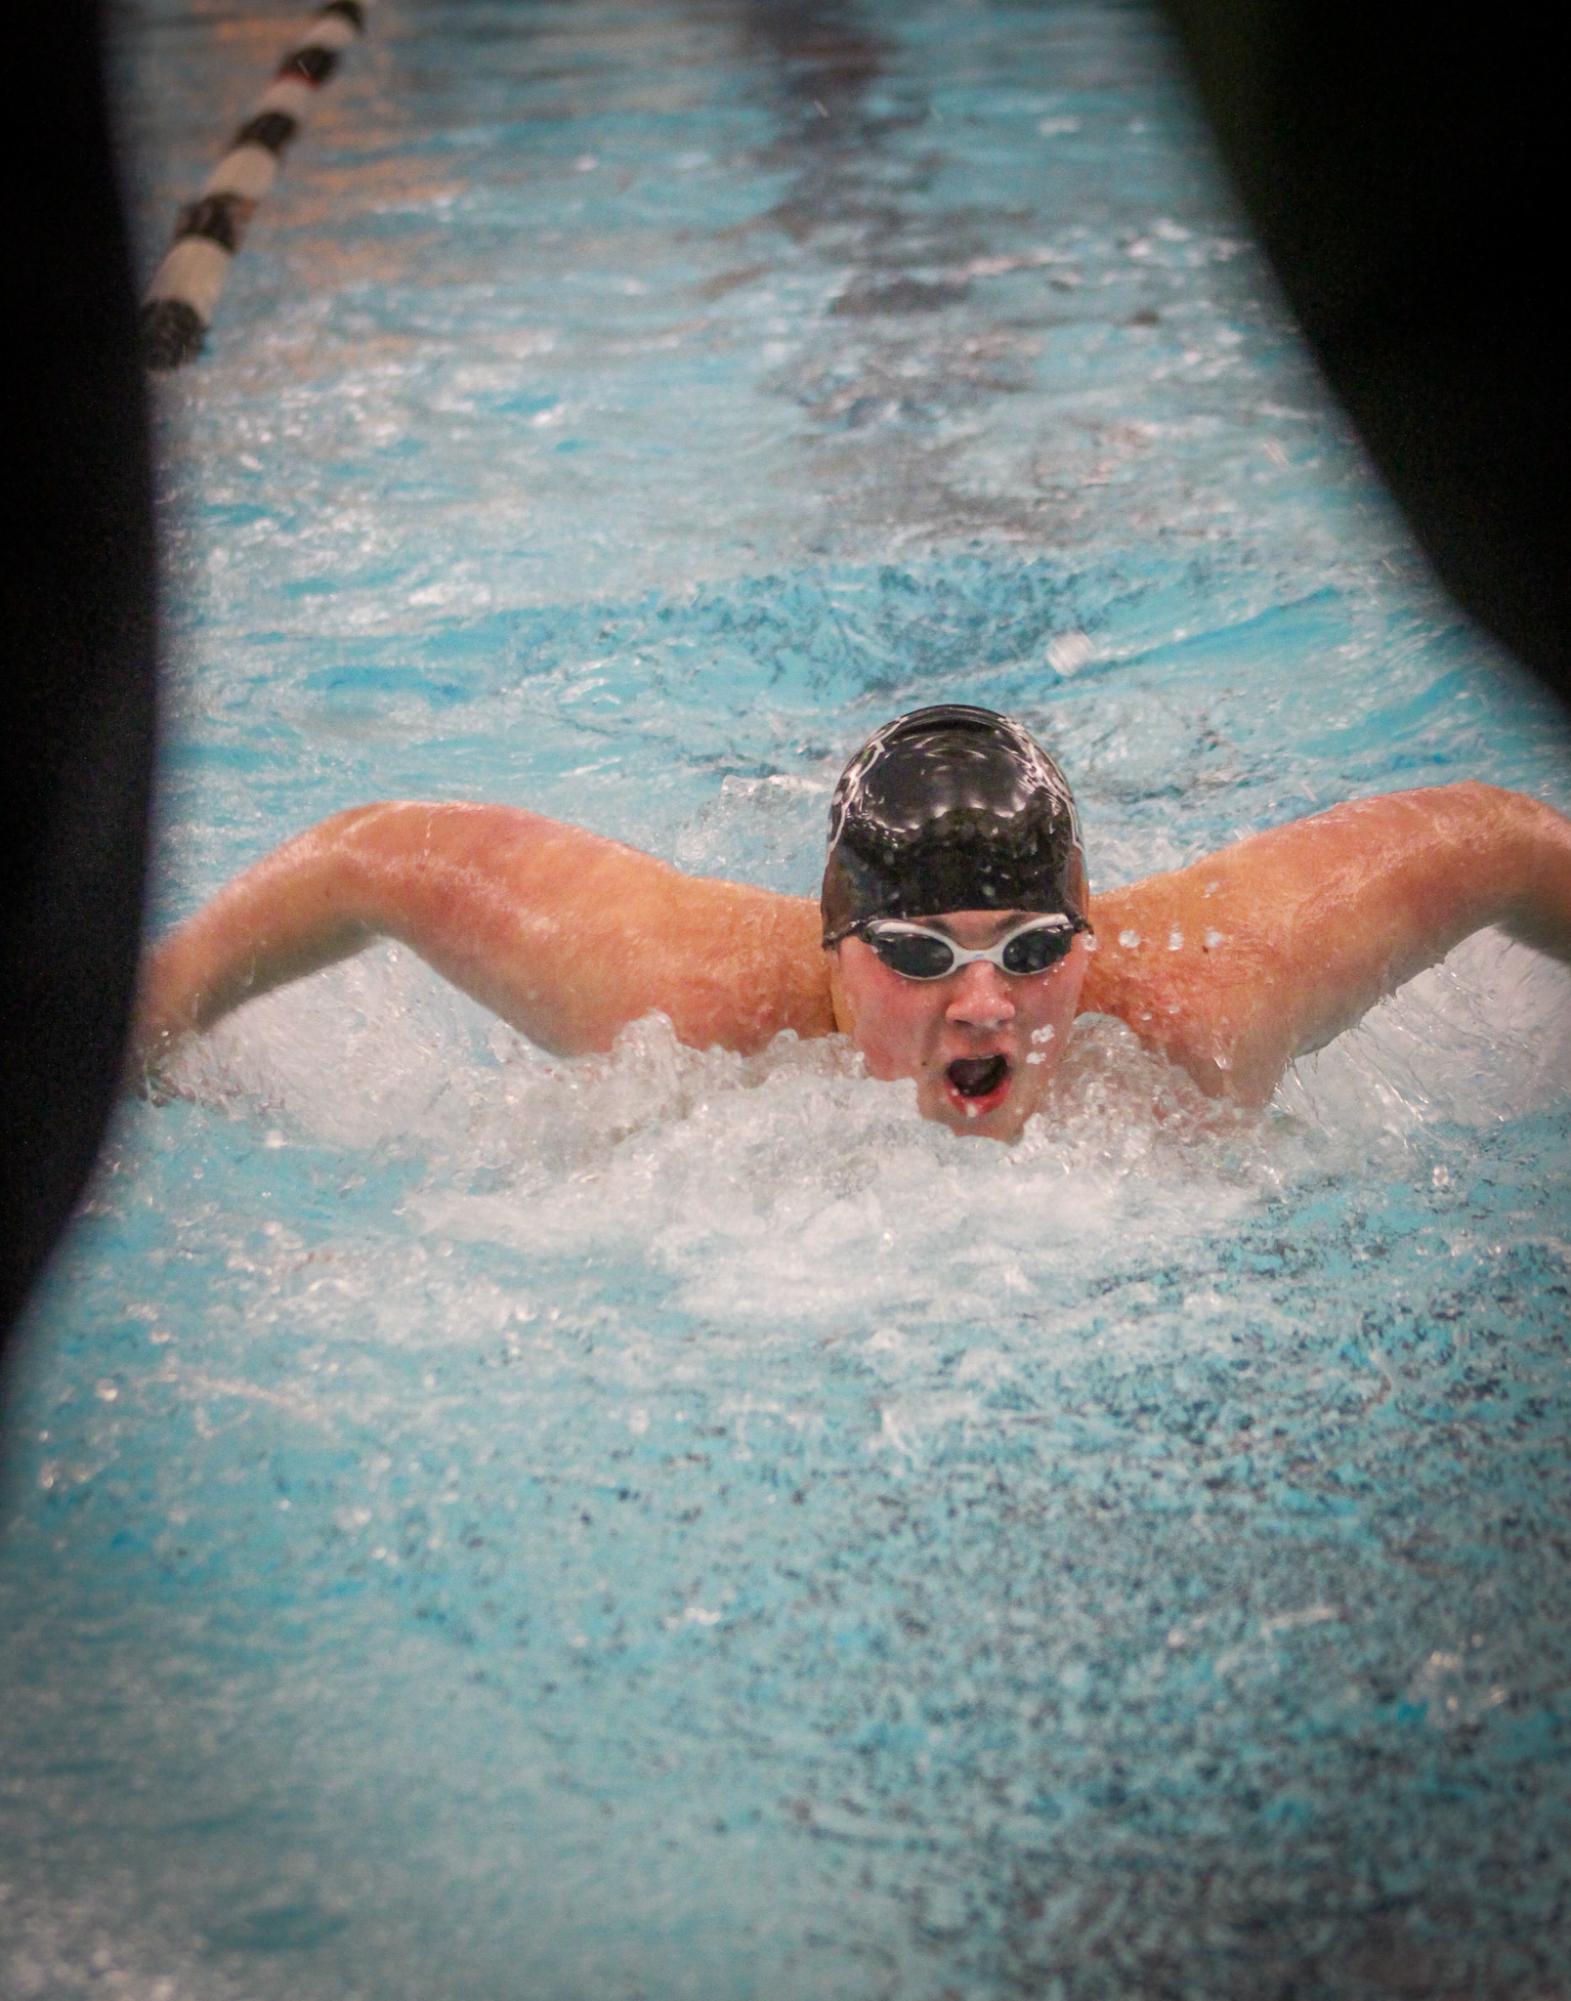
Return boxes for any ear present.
[825,942,856,1036]
[1069,850,1090,918]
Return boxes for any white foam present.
[156,927,1569,1349]
[1279,928,1571,1135]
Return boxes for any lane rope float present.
[141,0,375,370]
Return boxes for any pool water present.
[4,2,1571,1996]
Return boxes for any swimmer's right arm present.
[135,806,384,1059]
[134,801,830,1072]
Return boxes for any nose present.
[945,960,1016,1031]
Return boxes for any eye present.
[866,929,955,979]
[1000,923,1073,975]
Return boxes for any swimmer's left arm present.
[1090,783,1571,1102]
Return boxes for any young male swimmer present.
[137,705,1571,1141]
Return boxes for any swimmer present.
[135,705,1571,1140]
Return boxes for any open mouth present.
[945,1054,1012,1113]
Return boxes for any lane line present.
[141,0,375,369]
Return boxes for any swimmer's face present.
[828,909,1090,1141]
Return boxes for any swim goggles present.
[859,914,1084,981]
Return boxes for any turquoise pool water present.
[4,2,1571,1995]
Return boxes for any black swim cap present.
[821,705,1089,947]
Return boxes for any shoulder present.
[1076,782,1569,1102]
[335,801,834,1055]
[1075,792,1424,1097]
[1079,869,1283,1099]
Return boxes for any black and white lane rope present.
[141,0,374,370]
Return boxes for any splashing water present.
[7,0,1571,1995]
